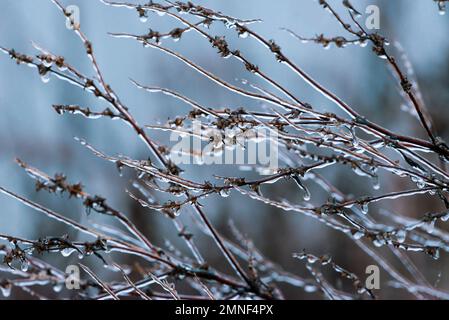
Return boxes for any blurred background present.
[0,0,448,299]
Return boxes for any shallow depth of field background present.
[0,0,448,299]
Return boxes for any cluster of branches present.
[0,0,448,300]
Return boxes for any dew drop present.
[140,15,148,23]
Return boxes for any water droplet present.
[43,60,53,68]
[441,213,449,222]
[352,230,365,240]
[428,219,436,234]
[304,284,317,293]
[307,255,318,264]
[350,127,359,147]
[359,40,368,48]
[372,176,380,190]
[303,190,311,201]
[361,203,369,215]
[0,283,12,297]
[416,179,425,189]
[357,287,366,294]
[395,230,406,243]
[320,255,331,265]
[293,175,311,202]
[438,1,446,15]
[238,31,249,39]
[140,15,148,23]
[20,260,29,272]
[41,73,51,83]
[156,11,166,17]
[61,247,77,257]
[53,283,63,293]
[373,238,383,247]
[430,248,440,260]
[219,188,230,198]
